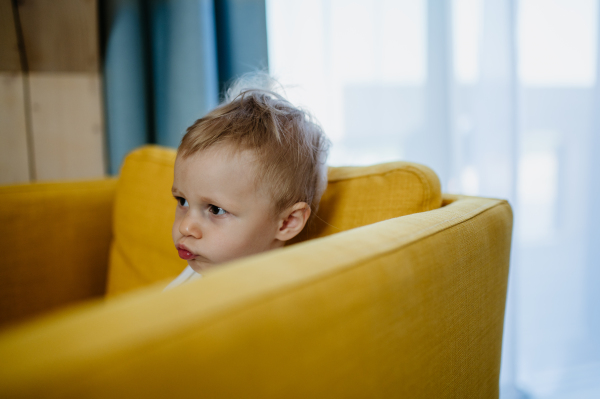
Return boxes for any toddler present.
[166,75,330,289]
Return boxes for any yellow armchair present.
[0,146,512,398]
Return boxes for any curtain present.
[102,0,269,174]
[267,0,600,397]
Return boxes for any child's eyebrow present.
[171,187,181,195]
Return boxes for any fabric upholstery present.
[106,145,442,296]
[0,195,512,398]
[291,161,442,243]
[0,179,116,328]
[105,146,186,295]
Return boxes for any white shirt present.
[164,265,202,290]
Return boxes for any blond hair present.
[178,75,330,220]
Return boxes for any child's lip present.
[176,244,197,260]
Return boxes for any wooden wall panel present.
[29,73,105,180]
[16,0,99,73]
[15,0,106,181]
[0,0,21,72]
[0,73,30,184]
[0,0,31,184]
[1,0,106,183]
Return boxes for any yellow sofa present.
[0,146,512,398]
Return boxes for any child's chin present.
[188,259,214,273]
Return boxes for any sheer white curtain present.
[267,0,600,397]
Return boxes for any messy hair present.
[178,73,330,221]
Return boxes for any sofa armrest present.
[0,195,512,398]
[0,178,117,327]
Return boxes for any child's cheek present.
[211,232,244,263]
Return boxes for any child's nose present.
[179,212,202,239]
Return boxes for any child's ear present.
[275,202,311,242]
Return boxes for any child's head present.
[172,75,330,272]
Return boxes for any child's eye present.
[175,197,188,207]
[208,205,227,216]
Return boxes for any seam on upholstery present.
[66,200,509,391]
[327,167,434,211]
[401,166,432,213]
[397,165,431,212]
[328,162,431,182]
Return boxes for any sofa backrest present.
[106,146,442,295]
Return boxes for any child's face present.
[171,144,282,273]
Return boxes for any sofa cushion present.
[106,146,442,295]
[291,161,442,243]
[106,146,184,296]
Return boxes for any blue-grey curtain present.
[102,0,269,174]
